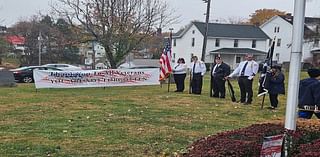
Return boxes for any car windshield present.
[14,66,35,70]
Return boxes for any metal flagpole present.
[167,28,174,93]
[284,0,306,131]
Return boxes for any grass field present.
[0,72,309,156]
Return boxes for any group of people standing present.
[172,53,287,110]
[172,54,320,120]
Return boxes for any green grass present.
[0,72,309,156]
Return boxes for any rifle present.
[258,37,276,109]
[210,64,213,97]
[227,79,236,102]
[189,71,192,94]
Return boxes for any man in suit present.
[226,53,259,105]
[189,56,206,94]
[210,55,230,98]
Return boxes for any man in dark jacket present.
[298,68,320,119]
[267,65,285,109]
[210,55,230,98]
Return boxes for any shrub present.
[182,120,320,157]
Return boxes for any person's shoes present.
[243,102,251,105]
[174,90,178,92]
[267,106,276,110]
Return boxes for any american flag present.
[159,38,172,80]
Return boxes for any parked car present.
[43,64,82,71]
[10,66,62,83]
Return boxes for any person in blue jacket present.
[267,65,285,109]
[298,68,320,119]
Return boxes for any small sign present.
[260,134,284,157]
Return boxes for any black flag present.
[258,37,276,97]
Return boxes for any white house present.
[172,21,270,69]
[260,14,320,66]
[79,41,108,69]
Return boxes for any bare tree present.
[52,0,178,68]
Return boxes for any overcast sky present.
[0,0,320,31]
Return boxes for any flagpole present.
[167,28,174,92]
[284,0,306,131]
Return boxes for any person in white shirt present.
[189,56,207,94]
[173,58,187,92]
[226,53,259,104]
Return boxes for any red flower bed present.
[182,120,320,157]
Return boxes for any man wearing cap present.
[210,55,230,98]
[298,68,320,119]
[189,56,206,94]
[226,54,259,104]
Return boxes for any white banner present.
[33,68,160,89]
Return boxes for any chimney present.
[285,13,292,21]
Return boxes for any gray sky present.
[0,0,320,31]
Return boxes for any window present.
[192,30,195,34]
[277,38,281,47]
[236,56,241,63]
[274,27,280,33]
[215,39,220,47]
[191,38,195,47]
[234,39,238,47]
[173,39,176,47]
[314,38,319,47]
[252,40,256,48]
[276,53,280,62]
[277,27,280,33]
[269,39,272,46]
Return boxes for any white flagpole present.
[284,0,306,130]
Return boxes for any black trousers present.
[211,76,226,98]
[173,73,186,92]
[238,76,253,103]
[269,94,278,108]
[191,73,203,94]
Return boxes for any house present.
[5,35,26,55]
[260,14,320,67]
[118,59,160,69]
[79,41,108,69]
[172,21,270,69]
[0,26,7,34]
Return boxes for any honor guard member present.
[173,58,187,92]
[226,53,259,104]
[210,55,231,98]
[267,65,285,109]
[298,68,320,119]
[189,56,206,94]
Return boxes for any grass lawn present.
[0,71,309,156]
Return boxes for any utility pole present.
[201,0,211,62]
[38,31,42,66]
[92,40,96,70]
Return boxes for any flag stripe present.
[159,38,172,80]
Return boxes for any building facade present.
[260,14,320,66]
[172,22,270,69]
